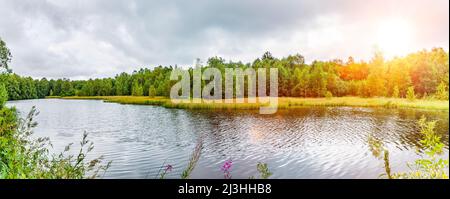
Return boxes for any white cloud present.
[0,0,448,79]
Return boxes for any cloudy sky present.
[0,0,448,79]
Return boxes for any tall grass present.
[180,137,203,179]
[60,96,449,111]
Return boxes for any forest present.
[0,37,449,101]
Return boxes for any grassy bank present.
[54,96,449,111]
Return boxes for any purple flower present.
[165,164,173,172]
[221,159,233,172]
[221,159,233,179]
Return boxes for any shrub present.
[0,83,7,108]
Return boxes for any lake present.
[6,99,449,179]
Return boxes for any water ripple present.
[6,99,449,179]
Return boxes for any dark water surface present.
[6,99,449,179]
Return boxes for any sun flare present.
[376,19,414,58]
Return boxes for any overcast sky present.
[0,0,448,79]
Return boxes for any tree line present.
[0,37,449,101]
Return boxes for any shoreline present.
[44,96,450,111]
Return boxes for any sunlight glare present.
[376,19,414,58]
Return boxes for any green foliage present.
[0,83,7,108]
[409,48,449,96]
[0,38,12,73]
[0,106,111,179]
[132,81,144,96]
[368,136,392,179]
[392,85,399,98]
[0,106,17,139]
[1,49,449,101]
[383,150,392,179]
[249,162,273,179]
[406,86,416,101]
[148,85,157,97]
[325,91,333,99]
[366,73,387,97]
[385,58,412,98]
[114,73,128,95]
[368,136,384,159]
[256,162,272,179]
[434,82,449,100]
[416,117,444,157]
[36,78,50,98]
[309,62,328,97]
[0,74,40,100]
[60,79,75,97]
[390,116,449,179]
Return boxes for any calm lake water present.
[6,99,449,179]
